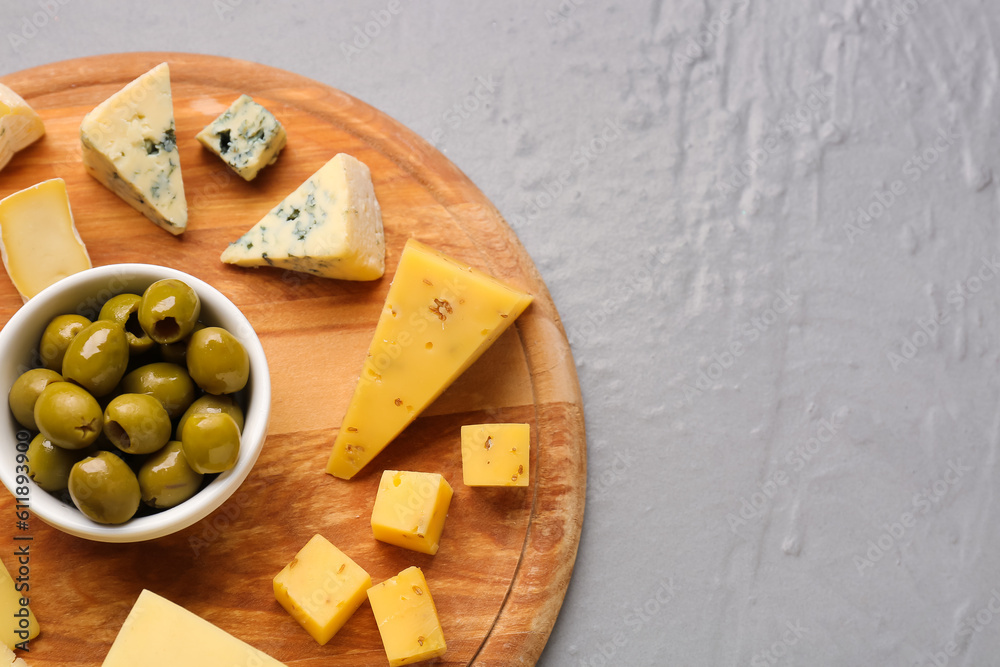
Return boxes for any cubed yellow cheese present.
[371,471,453,555]
[461,423,530,486]
[102,589,285,666]
[272,534,372,645]
[0,178,91,301]
[367,567,446,667]
[0,557,38,652]
[0,83,44,172]
[326,239,533,479]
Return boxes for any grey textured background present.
[6,1,1000,666]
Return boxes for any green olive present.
[34,382,102,450]
[39,314,90,371]
[26,433,84,492]
[138,279,201,344]
[99,294,154,354]
[61,320,129,397]
[177,394,244,440]
[138,441,203,509]
[185,327,249,395]
[120,362,197,420]
[158,322,205,365]
[68,451,140,524]
[8,368,63,430]
[103,393,172,455]
[181,412,240,474]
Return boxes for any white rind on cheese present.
[196,94,287,180]
[221,153,385,280]
[102,589,285,667]
[80,62,187,235]
[0,83,44,172]
[0,179,91,302]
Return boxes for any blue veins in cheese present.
[80,62,188,235]
[196,94,287,181]
[221,153,385,281]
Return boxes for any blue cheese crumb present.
[196,94,287,181]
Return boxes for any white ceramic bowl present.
[0,264,270,542]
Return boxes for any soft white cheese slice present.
[0,179,91,301]
[0,83,44,172]
[196,94,286,181]
[80,62,187,235]
[102,589,284,667]
[221,153,385,280]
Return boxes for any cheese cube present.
[0,557,38,652]
[0,179,91,300]
[196,94,286,181]
[80,63,187,235]
[0,83,44,172]
[102,589,284,666]
[272,534,372,645]
[461,423,530,487]
[326,239,533,479]
[367,567,446,667]
[371,471,453,556]
[221,153,385,280]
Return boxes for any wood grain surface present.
[0,53,586,665]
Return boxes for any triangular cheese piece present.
[326,239,533,479]
[0,83,44,172]
[0,556,39,652]
[102,590,284,666]
[80,63,187,235]
[221,153,384,280]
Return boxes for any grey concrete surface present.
[6,1,1000,666]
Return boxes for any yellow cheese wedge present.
[0,83,44,172]
[326,239,533,479]
[461,423,530,486]
[273,534,371,645]
[370,470,453,555]
[0,556,39,652]
[0,178,91,301]
[102,589,285,666]
[367,566,446,667]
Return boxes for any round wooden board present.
[0,53,586,666]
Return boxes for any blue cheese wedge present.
[196,94,286,181]
[221,153,385,280]
[0,83,44,172]
[80,63,187,235]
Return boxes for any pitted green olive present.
[68,451,140,524]
[176,394,244,440]
[99,294,154,354]
[181,412,240,474]
[185,327,249,395]
[39,314,90,371]
[120,362,197,420]
[34,381,103,450]
[138,441,203,509]
[61,320,129,397]
[138,279,201,344]
[9,368,63,430]
[103,393,172,455]
[26,433,83,492]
